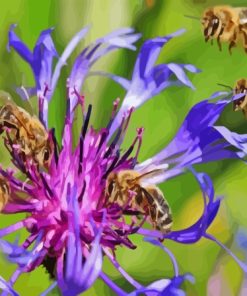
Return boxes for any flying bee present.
[202,5,247,53]
[233,78,247,118]
[0,102,53,168]
[218,79,247,118]
[105,169,172,234]
[0,176,10,211]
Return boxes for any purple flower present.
[92,28,200,138]
[135,93,247,183]
[0,24,247,296]
[128,274,194,296]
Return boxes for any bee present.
[0,176,10,211]
[202,5,247,53]
[0,102,53,168]
[105,169,172,234]
[233,78,247,118]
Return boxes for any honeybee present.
[0,176,10,211]
[233,78,247,118]
[105,170,172,234]
[202,5,247,53]
[0,102,53,168]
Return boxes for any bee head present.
[106,172,117,196]
[202,10,221,41]
[35,140,54,169]
[0,177,10,210]
[106,170,140,197]
[0,178,10,195]
[235,79,247,92]
[234,79,247,111]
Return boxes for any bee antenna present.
[20,73,34,115]
[133,169,162,182]
[20,85,30,101]
[184,15,201,21]
[217,83,233,91]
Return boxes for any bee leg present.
[228,29,237,55]
[149,211,157,230]
[216,26,224,51]
[22,178,30,190]
[149,205,158,230]
[217,37,222,51]
[158,237,165,243]
[136,213,143,220]
[240,27,247,53]
[204,28,209,42]
[228,41,236,54]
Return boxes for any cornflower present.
[0,25,246,295]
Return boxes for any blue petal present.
[77,226,103,291]
[68,27,141,112]
[57,186,103,296]
[136,94,247,182]
[237,229,247,252]
[107,29,199,138]
[160,275,194,296]
[128,274,194,296]
[214,126,247,154]
[15,86,36,100]
[132,29,186,80]
[8,25,58,96]
[149,63,200,96]
[50,25,90,99]
[32,28,58,93]
[0,276,19,296]
[89,28,141,63]
[8,24,32,64]
[40,281,58,296]
[8,25,58,126]
[166,63,198,90]
[164,171,220,244]
[205,233,247,273]
[128,279,170,295]
[165,199,220,243]
[0,238,41,267]
[89,71,131,90]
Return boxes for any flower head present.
[0,25,247,296]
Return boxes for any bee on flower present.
[0,24,246,296]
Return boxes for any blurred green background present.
[0,0,247,295]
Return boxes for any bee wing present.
[7,105,38,138]
[0,91,12,105]
[241,95,247,108]
[141,186,172,233]
[239,8,247,25]
[242,107,247,119]
[136,163,170,185]
[233,94,246,111]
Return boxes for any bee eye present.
[108,181,115,195]
[43,148,50,162]
[1,184,8,194]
